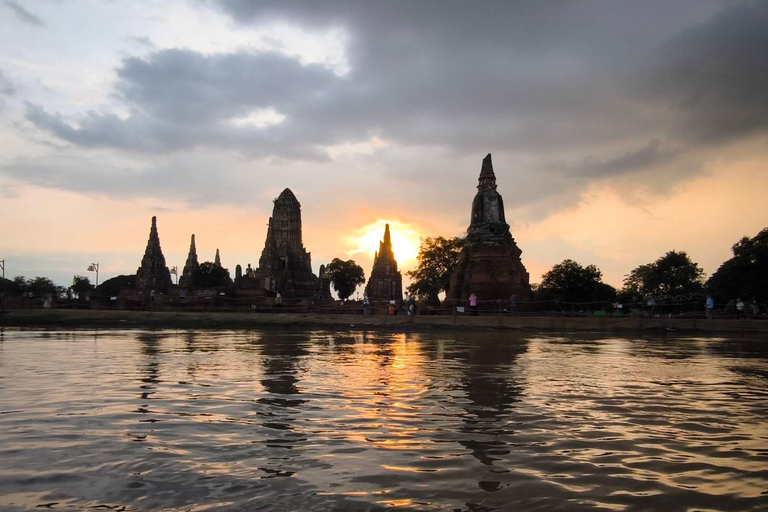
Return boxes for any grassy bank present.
[1,308,767,334]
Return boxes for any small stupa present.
[179,234,199,287]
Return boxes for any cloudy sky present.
[1,0,767,290]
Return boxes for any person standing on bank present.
[705,294,714,320]
[469,293,478,316]
[509,294,519,315]
[736,298,745,319]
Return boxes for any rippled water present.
[1,329,767,511]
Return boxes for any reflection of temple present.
[365,224,403,301]
[136,332,165,416]
[258,332,309,404]
[447,154,532,304]
[135,216,173,293]
[454,333,528,466]
[253,189,319,298]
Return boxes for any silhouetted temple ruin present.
[135,216,173,293]
[316,264,333,300]
[447,154,531,304]
[365,224,403,301]
[179,234,198,287]
[254,188,319,298]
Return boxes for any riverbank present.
[1,308,767,333]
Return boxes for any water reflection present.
[0,330,766,512]
[258,331,308,406]
[457,336,528,468]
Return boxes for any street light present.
[87,263,99,294]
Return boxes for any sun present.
[349,220,421,266]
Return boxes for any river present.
[0,328,766,511]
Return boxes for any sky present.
[1,0,767,291]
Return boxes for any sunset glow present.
[348,220,422,268]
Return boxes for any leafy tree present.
[622,250,704,305]
[706,228,768,303]
[538,259,616,305]
[192,262,232,288]
[98,274,135,297]
[327,258,365,300]
[71,275,94,298]
[10,276,28,295]
[26,277,59,297]
[406,236,464,300]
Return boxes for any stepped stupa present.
[447,154,531,305]
[179,234,198,287]
[135,216,173,293]
[365,224,403,301]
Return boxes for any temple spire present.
[135,216,172,292]
[478,153,497,191]
[215,248,221,267]
[366,223,402,301]
[179,234,199,287]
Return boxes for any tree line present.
[2,227,765,310]
[405,227,768,311]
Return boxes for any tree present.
[10,276,28,295]
[538,259,616,305]
[327,258,365,300]
[192,262,232,288]
[706,228,768,303]
[98,274,135,297]
[71,275,94,298]
[622,250,704,305]
[406,236,464,300]
[26,276,59,297]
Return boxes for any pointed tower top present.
[383,223,391,244]
[215,248,221,267]
[147,216,160,244]
[276,188,299,205]
[477,153,497,190]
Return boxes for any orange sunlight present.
[348,220,421,267]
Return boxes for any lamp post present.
[87,263,99,295]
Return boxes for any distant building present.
[365,223,403,302]
[179,234,198,287]
[135,216,173,293]
[254,188,319,298]
[447,154,531,304]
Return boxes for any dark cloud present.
[636,1,768,145]
[4,1,45,26]
[578,139,682,178]
[15,0,768,214]
[25,49,338,159]
[1,151,265,206]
